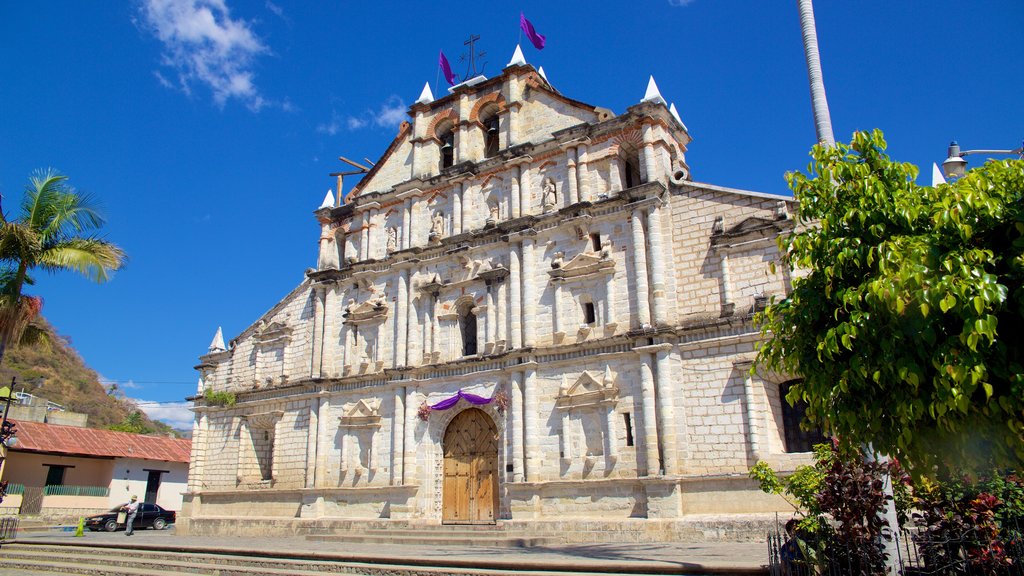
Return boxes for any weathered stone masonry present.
[182,56,811,541]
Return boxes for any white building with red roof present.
[1,420,191,517]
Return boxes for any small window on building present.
[590,233,602,252]
[583,301,597,325]
[483,115,500,158]
[438,127,455,170]
[780,381,826,453]
[459,304,478,356]
[623,413,634,447]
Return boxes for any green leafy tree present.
[0,169,126,364]
[757,130,1024,475]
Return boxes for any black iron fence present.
[0,516,18,542]
[768,520,1024,575]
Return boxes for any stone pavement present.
[12,526,770,574]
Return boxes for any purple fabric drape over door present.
[429,389,494,411]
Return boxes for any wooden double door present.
[442,408,499,524]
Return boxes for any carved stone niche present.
[343,297,390,325]
[547,251,615,282]
[555,367,620,470]
[245,410,284,430]
[339,399,382,476]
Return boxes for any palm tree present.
[0,169,126,364]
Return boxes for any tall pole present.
[797,0,835,147]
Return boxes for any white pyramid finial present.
[415,82,434,105]
[319,189,335,209]
[197,377,205,394]
[642,75,666,105]
[669,103,689,132]
[931,163,947,187]
[209,326,226,353]
[538,66,549,82]
[507,44,527,67]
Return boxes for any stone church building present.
[182,47,811,540]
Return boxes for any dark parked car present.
[86,503,176,532]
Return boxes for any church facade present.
[181,50,810,540]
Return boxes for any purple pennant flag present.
[438,50,456,86]
[520,12,546,50]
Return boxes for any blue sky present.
[1,1,1021,429]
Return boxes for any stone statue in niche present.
[551,251,565,269]
[430,211,445,241]
[386,227,398,253]
[542,178,557,212]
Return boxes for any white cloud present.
[264,0,283,18]
[340,96,408,133]
[668,0,696,5]
[136,400,195,430]
[139,0,269,111]
[317,110,342,135]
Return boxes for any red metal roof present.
[9,420,191,463]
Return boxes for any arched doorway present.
[442,408,499,524]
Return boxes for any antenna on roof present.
[329,156,371,207]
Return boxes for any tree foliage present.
[0,169,126,364]
[757,130,1024,475]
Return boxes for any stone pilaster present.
[305,400,318,487]
[452,183,463,236]
[566,147,579,205]
[396,269,408,367]
[522,236,537,346]
[393,387,405,485]
[639,352,661,475]
[630,209,652,327]
[519,165,531,216]
[315,395,329,486]
[510,165,521,219]
[654,345,677,474]
[577,143,590,202]
[646,202,668,326]
[742,368,762,462]
[401,199,411,250]
[523,365,540,482]
[509,242,523,349]
[310,285,326,378]
[403,388,417,484]
[511,371,524,482]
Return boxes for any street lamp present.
[942,140,1024,180]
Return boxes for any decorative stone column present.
[511,371,525,482]
[401,199,412,250]
[311,284,326,378]
[630,209,652,327]
[452,183,462,236]
[641,123,659,184]
[519,165,531,216]
[359,211,369,261]
[639,352,661,475]
[460,182,472,234]
[315,394,329,486]
[522,236,537,347]
[576,143,590,202]
[485,282,496,349]
[406,293,419,367]
[646,201,668,326]
[604,272,616,328]
[510,165,521,219]
[523,365,540,482]
[403,388,417,484]
[393,387,405,485]
[720,251,733,315]
[604,403,618,463]
[509,243,522,350]
[609,156,623,195]
[552,281,564,339]
[654,345,677,474]
[306,399,319,487]
[395,269,408,367]
[565,147,579,205]
[741,365,762,462]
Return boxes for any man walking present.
[122,496,140,536]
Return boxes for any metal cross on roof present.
[458,34,487,81]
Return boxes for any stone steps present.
[307,531,559,547]
[0,542,702,576]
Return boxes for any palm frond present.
[38,238,127,282]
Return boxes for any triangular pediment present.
[557,368,618,408]
[344,297,389,324]
[253,320,292,345]
[548,251,614,281]
[339,398,382,427]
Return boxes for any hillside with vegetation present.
[0,317,179,436]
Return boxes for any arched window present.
[458,303,478,356]
[482,113,500,158]
[619,145,642,190]
[437,122,455,171]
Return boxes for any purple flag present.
[438,50,456,86]
[520,12,546,50]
